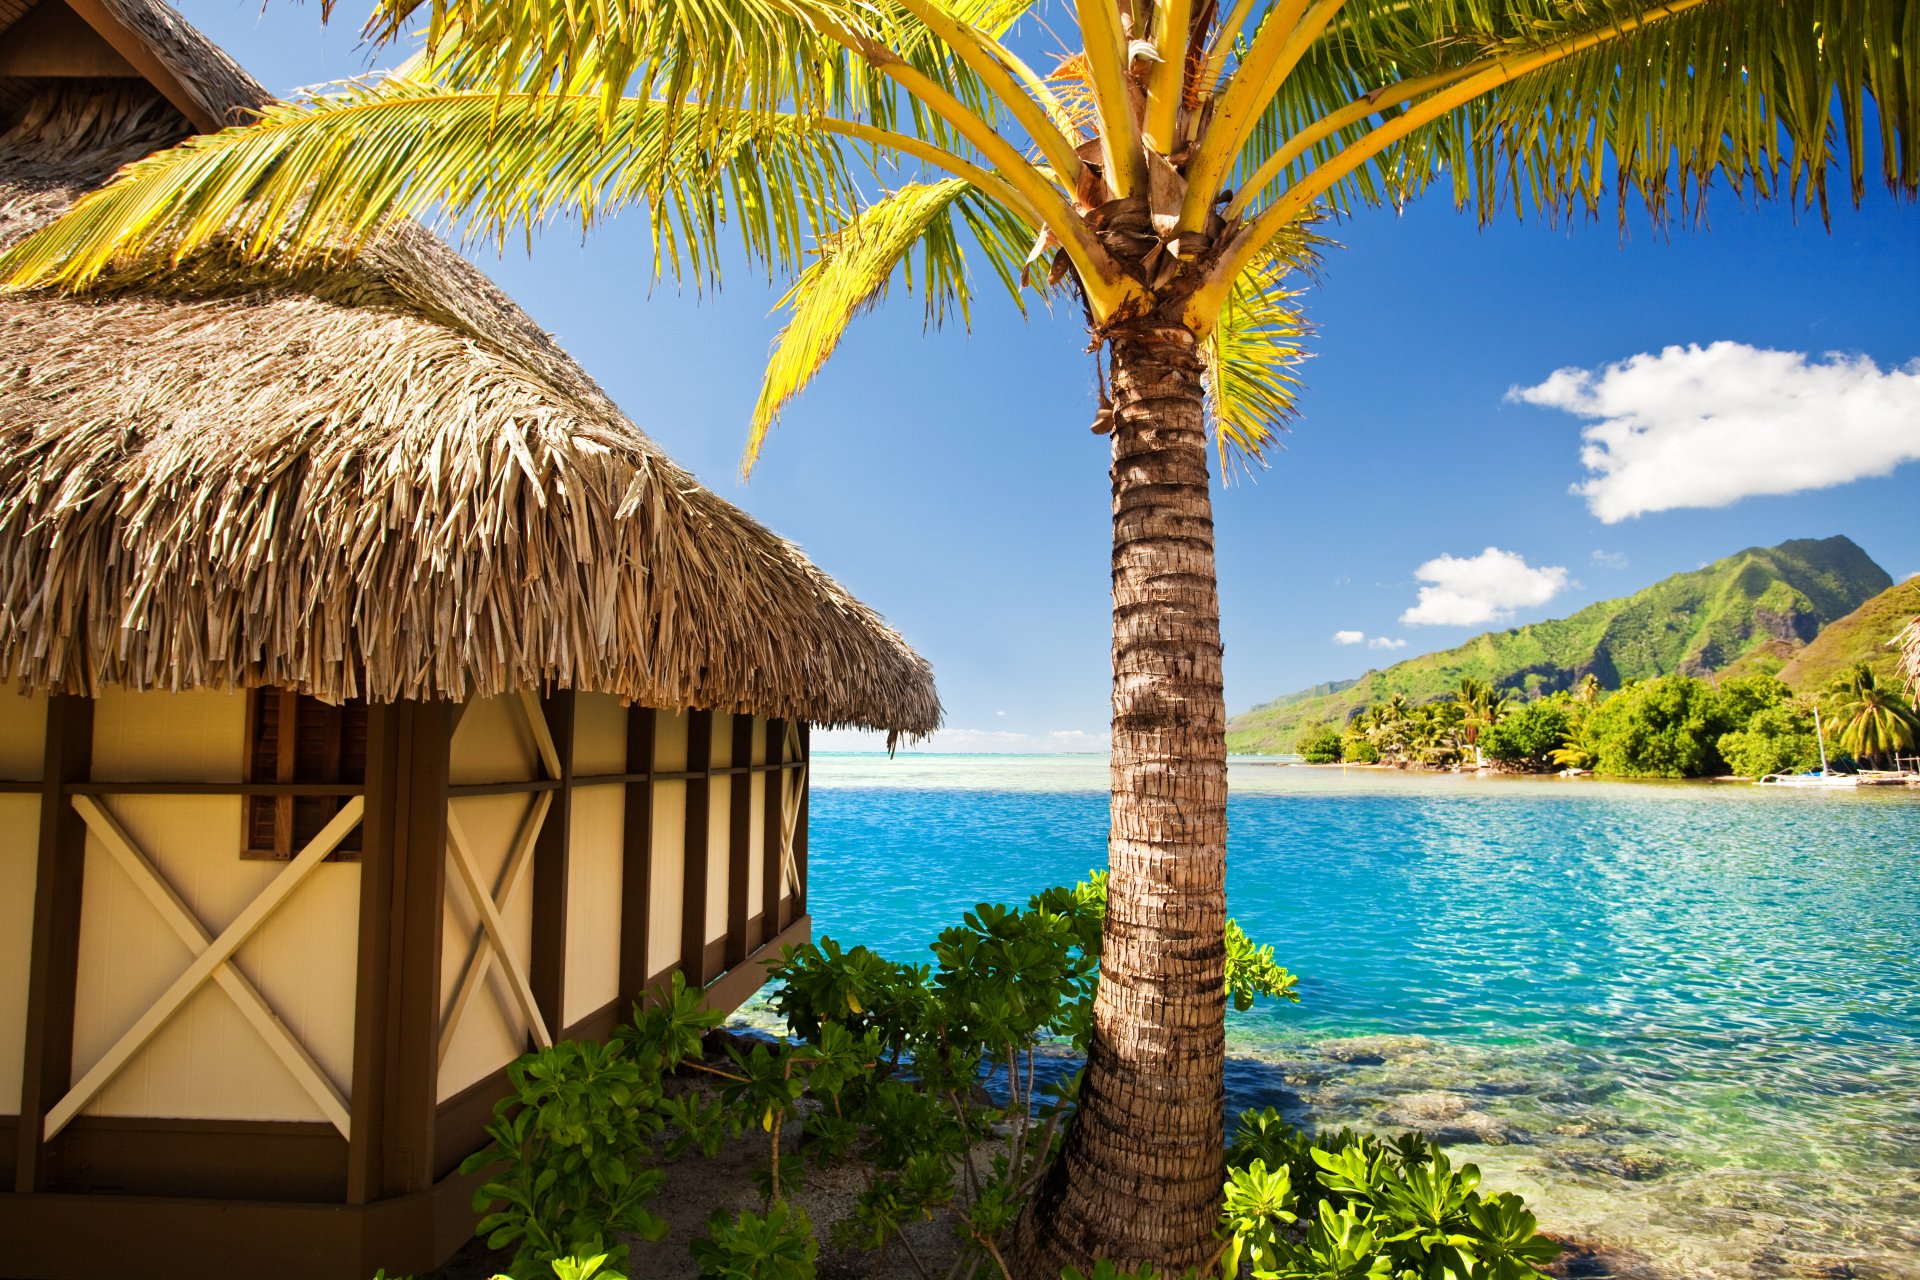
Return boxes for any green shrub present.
[1296,722,1344,763]
[766,872,1297,1278]
[1717,701,1821,777]
[460,1040,669,1273]
[1586,675,1730,777]
[461,882,1551,1280]
[481,1255,625,1280]
[690,1204,818,1280]
[1219,1109,1559,1280]
[1483,699,1574,772]
[1341,733,1381,764]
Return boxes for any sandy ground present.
[426,1040,991,1280]
[427,1115,975,1280]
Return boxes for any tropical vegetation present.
[1230,537,1892,755]
[1826,663,1920,769]
[6,0,1916,1268]
[452,875,1556,1280]
[1304,672,1852,780]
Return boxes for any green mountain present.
[1776,576,1920,695]
[1227,536,1892,753]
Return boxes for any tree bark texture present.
[1013,320,1228,1277]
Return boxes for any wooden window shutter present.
[243,689,369,860]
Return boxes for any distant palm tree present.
[1375,692,1413,760]
[1830,664,1920,770]
[1454,677,1511,764]
[1548,726,1597,772]
[1575,673,1602,708]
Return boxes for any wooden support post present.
[347,704,399,1205]
[15,696,93,1192]
[619,707,656,1001]
[529,691,575,1036]
[680,710,713,986]
[726,717,754,966]
[379,702,451,1199]
[274,689,298,861]
[762,718,787,940]
[794,724,810,917]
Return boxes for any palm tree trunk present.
[1012,320,1228,1277]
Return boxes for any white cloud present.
[1333,629,1366,645]
[1368,636,1408,651]
[1590,549,1629,571]
[1046,729,1107,748]
[1511,342,1920,522]
[1400,547,1570,628]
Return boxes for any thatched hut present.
[0,3,939,1275]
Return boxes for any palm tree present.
[1548,719,1599,771]
[1829,663,1920,770]
[1375,691,1412,760]
[1454,677,1511,764]
[1575,672,1602,708]
[4,1,1913,1271]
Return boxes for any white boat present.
[1756,771,1860,788]
[1756,708,1859,788]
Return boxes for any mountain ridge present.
[1227,535,1893,754]
[1775,576,1920,693]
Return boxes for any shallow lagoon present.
[768,754,1920,1278]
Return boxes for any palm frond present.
[746,178,1036,471]
[1231,0,1917,229]
[1203,221,1319,472]
[360,0,1036,162]
[0,78,857,292]
[1463,0,1918,225]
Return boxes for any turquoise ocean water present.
[743,754,1920,1278]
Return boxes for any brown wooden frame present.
[2,692,812,1280]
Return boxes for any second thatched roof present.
[0,0,940,737]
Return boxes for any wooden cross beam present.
[49,797,363,1141]
[439,692,564,1059]
[438,790,553,1065]
[444,807,553,1053]
[779,721,809,904]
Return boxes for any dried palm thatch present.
[0,1,940,737]
[1896,615,1920,709]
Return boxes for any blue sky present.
[181,3,1920,750]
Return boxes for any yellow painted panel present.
[707,771,729,945]
[747,773,766,926]
[450,695,539,786]
[72,794,358,1121]
[748,716,766,769]
[0,795,41,1110]
[647,781,685,980]
[654,710,688,773]
[573,694,629,777]
[565,784,624,1025]
[90,688,243,783]
[0,683,47,779]
[440,792,541,1100]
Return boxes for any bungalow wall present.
[0,685,810,1280]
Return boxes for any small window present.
[243,689,368,860]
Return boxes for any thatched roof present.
[0,0,940,736]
